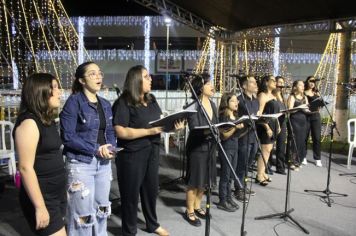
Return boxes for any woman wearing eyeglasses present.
[304,76,322,167]
[112,65,180,236]
[60,61,116,236]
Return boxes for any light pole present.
[164,17,171,111]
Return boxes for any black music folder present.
[149,110,197,132]
[280,104,309,113]
[309,97,329,109]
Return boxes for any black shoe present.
[217,201,237,212]
[194,208,212,219]
[227,198,240,209]
[255,178,268,186]
[276,170,287,175]
[234,190,249,203]
[184,210,201,227]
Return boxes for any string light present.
[144,16,151,71]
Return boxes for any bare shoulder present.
[258,92,268,101]
[15,119,39,137]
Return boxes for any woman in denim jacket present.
[60,61,116,236]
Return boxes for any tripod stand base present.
[255,208,309,234]
[304,189,348,207]
[339,173,356,177]
[159,177,185,190]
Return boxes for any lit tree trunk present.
[334,31,351,142]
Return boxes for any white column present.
[77,17,85,64]
[273,34,280,76]
[144,16,151,71]
[11,23,19,89]
[209,36,215,83]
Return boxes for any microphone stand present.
[255,87,309,234]
[160,87,191,188]
[184,75,244,236]
[304,90,348,207]
[234,77,265,236]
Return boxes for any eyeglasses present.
[143,74,151,80]
[84,71,104,80]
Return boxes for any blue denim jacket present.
[60,92,116,163]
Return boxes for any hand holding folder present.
[149,110,197,132]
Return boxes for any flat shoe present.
[194,208,212,219]
[184,210,201,227]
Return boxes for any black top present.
[94,100,106,145]
[276,99,287,125]
[237,93,259,144]
[219,115,239,149]
[13,112,64,178]
[306,94,319,111]
[292,96,307,112]
[112,95,162,152]
[257,99,280,144]
[186,100,218,153]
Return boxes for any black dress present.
[13,112,66,236]
[257,99,280,144]
[186,100,218,188]
[288,96,308,164]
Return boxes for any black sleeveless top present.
[306,94,321,120]
[14,112,64,178]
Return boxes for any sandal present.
[264,176,272,182]
[194,208,212,219]
[255,177,268,186]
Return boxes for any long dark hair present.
[258,75,274,94]
[120,65,152,106]
[305,76,317,91]
[190,73,211,100]
[72,61,95,94]
[19,73,60,125]
[291,80,305,97]
[273,76,285,97]
[218,92,238,118]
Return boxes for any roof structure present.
[62,0,356,33]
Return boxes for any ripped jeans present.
[66,157,112,236]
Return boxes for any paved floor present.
[1,147,356,236]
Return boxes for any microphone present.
[229,74,245,79]
[180,71,197,77]
[276,85,291,88]
[229,74,241,77]
[113,83,121,96]
[336,82,356,85]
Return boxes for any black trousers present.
[275,121,287,171]
[219,148,238,202]
[118,145,160,236]
[306,114,321,160]
[234,141,257,190]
